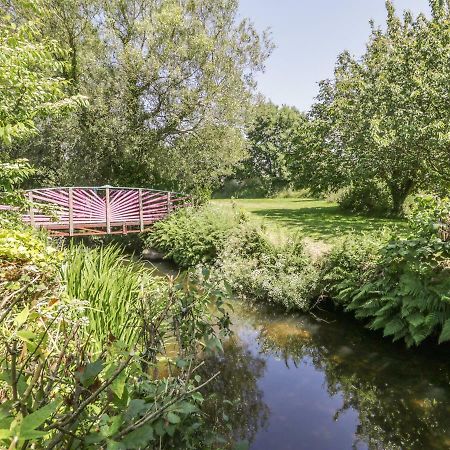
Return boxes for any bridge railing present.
[17,186,189,236]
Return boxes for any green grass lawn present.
[212,197,406,241]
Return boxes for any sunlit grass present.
[212,197,406,241]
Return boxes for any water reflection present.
[201,336,269,448]
[205,301,450,450]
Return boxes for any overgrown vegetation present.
[147,205,320,312]
[0,222,231,448]
[63,244,157,353]
[322,195,450,346]
[335,182,392,215]
[146,205,245,267]
[148,197,450,347]
[0,159,232,448]
[2,0,272,193]
[0,9,237,446]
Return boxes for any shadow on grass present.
[251,206,405,240]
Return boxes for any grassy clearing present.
[212,197,406,241]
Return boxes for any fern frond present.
[438,318,450,343]
[383,318,406,337]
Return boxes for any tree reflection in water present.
[200,336,270,448]
[245,302,450,450]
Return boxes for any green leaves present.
[0,401,61,442]
[242,102,308,196]
[14,306,29,327]
[308,1,450,213]
[18,401,60,438]
[328,213,450,347]
[438,318,450,343]
[166,411,181,424]
[1,221,225,450]
[0,19,86,145]
[79,359,104,387]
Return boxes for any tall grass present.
[63,244,156,353]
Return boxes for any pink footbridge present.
[4,186,189,237]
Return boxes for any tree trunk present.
[389,178,414,216]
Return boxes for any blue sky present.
[238,0,431,111]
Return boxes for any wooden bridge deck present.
[6,186,188,237]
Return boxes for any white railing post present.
[139,188,144,232]
[105,187,111,234]
[68,188,74,236]
[167,192,172,214]
[28,192,35,227]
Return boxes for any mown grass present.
[212,197,406,241]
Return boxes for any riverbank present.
[145,196,450,347]
[0,220,229,448]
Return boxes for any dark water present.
[201,302,450,450]
[144,260,450,450]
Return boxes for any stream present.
[147,261,450,450]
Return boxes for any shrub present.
[325,196,450,346]
[336,181,392,215]
[145,204,245,267]
[147,204,320,311]
[0,223,229,448]
[318,231,390,303]
[208,224,320,311]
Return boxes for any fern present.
[438,318,450,343]
[329,227,450,345]
[383,318,406,337]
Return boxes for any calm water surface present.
[145,260,450,450]
[201,302,450,450]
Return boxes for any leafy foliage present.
[5,0,272,192]
[63,244,159,353]
[147,204,320,311]
[336,181,392,215]
[237,102,308,196]
[0,222,230,448]
[322,196,450,346]
[0,159,35,212]
[318,231,390,302]
[210,225,320,311]
[0,10,86,144]
[146,204,246,268]
[304,1,450,214]
[152,196,450,345]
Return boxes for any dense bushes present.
[149,197,450,346]
[0,221,229,448]
[148,205,320,312]
[335,182,392,215]
[212,227,320,311]
[318,231,391,301]
[323,195,450,346]
[146,205,245,267]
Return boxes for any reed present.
[62,244,154,353]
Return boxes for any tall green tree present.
[305,0,450,214]
[241,102,308,195]
[5,0,272,191]
[0,6,85,144]
[0,3,85,208]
